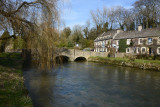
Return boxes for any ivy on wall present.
[119,39,128,52]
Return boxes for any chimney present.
[138,25,142,31]
[117,29,123,34]
[113,29,123,39]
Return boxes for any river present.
[23,62,160,107]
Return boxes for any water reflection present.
[23,62,160,107]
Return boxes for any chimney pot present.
[138,25,142,31]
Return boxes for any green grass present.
[134,59,160,64]
[0,53,33,107]
[90,56,160,65]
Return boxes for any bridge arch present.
[55,55,70,63]
[74,57,87,62]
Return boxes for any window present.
[137,47,140,53]
[117,40,119,45]
[103,48,105,52]
[158,37,160,44]
[102,41,105,47]
[139,38,143,44]
[106,48,108,52]
[100,48,103,52]
[148,38,152,44]
[127,39,131,45]
[141,47,146,53]
[126,48,130,53]
[157,47,160,54]
[106,40,108,44]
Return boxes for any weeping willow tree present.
[0,0,62,69]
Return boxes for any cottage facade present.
[94,30,123,52]
[94,26,160,55]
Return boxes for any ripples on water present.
[23,62,160,107]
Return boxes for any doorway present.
[149,48,152,54]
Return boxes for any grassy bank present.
[0,53,33,107]
[88,56,160,71]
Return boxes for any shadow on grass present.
[0,52,33,107]
[0,53,23,70]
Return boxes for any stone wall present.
[115,53,125,58]
[60,49,109,61]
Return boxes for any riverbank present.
[0,53,33,106]
[88,56,160,72]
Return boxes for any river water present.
[23,62,160,107]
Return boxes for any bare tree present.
[133,0,160,28]
[108,7,116,30]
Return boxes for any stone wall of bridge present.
[60,49,109,61]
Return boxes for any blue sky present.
[61,0,137,29]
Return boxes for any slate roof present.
[114,28,160,40]
[94,30,117,42]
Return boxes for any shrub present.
[136,54,153,60]
[108,48,116,57]
[119,39,128,52]
[153,55,160,60]
[67,41,74,47]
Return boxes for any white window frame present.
[158,37,160,44]
[139,38,143,45]
[106,40,108,44]
[157,47,160,55]
[102,48,105,52]
[148,38,153,45]
[141,47,146,53]
[136,47,140,54]
[106,48,108,52]
[117,40,119,45]
[127,39,131,45]
[126,48,130,53]
[103,41,105,45]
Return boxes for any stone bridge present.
[58,49,109,61]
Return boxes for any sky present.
[61,0,137,29]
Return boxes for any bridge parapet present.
[59,49,109,61]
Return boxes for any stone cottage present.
[94,25,160,55]
[94,29,123,52]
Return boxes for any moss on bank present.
[88,56,160,71]
[0,53,33,107]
